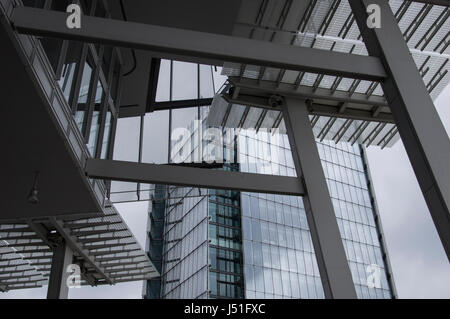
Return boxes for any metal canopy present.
[216,0,449,148]
[206,79,397,148]
[0,204,158,292]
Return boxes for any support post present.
[282,98,357,299]
[349,0,450,260]
[47,239,73,299]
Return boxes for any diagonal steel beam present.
[85,159,305,196]
[282,98,357,299]
[350,0,450,261]
[11,6,387,81]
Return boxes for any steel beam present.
[220,93,395,123]
[228,77,388,108]
[350,0,450,261]
[47,240,72,299]
[85,159,305,196]
[11,6,387,81]
[282,98,357,299]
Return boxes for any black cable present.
[119,0,137,77]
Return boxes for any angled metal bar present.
[84,242,133,250]
[78,235,132,244]
[1,242,47,248]
[0,235,40,241]
[11,6,387,81]
[90,248,140,257]
[102,261,148,269]
[71,229,127,237]
[350,0,450,261]
[0,248,51,256]
[64,221,122,230]
[282,98,357,299]
[109,271,155,279]
[107,267,151,273]
[85,159,305,196]
[26,221,55,249]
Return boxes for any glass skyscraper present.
[143,61,396,299]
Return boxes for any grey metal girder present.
[85,159,305,196]
[228,77,388,108]
[350,0,450,260]
[11,6,387,81]
[282,98,357,299]
[46,240,73,299]
[220,93,395,123]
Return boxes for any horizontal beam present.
[11,7,387,81]
[228,77,388,107]
[152,98,214,111]
[85,159,306,196]
[222,93,395,123]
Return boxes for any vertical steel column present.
[47,240,73,299]
[282,98,357,299]
[350,0,450,260]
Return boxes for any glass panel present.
[100,110,113,159]
[87,81,104,156]
[57,41,83,102]
[156,60,171,102]
[199,65,214,98]
[75,55,94,133]
[172,61,198,101]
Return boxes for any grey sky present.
[365,85,450,298]
[2,83,449,299]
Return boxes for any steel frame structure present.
[349,0,450,262]
[1,0,448,298]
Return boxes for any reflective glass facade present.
[144,60,395,299]
[238,130,394,299]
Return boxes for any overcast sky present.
[2,83,449,299]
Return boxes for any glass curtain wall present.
[238,130,394,299]
[145,59,395,299]
[24,0,120,163]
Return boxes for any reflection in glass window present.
[75,57,94,132]
[100,110,112,159]
[87,81,104,156]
